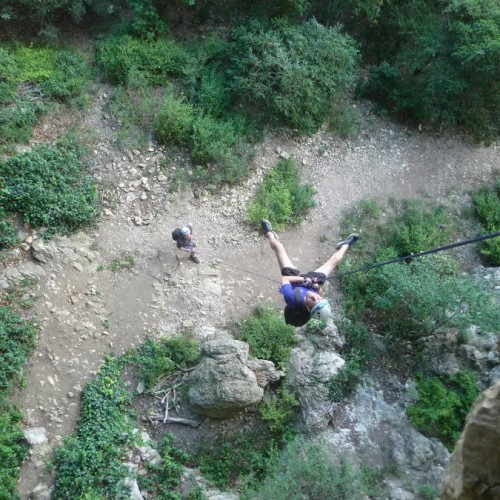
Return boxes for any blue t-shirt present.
[279,283,309,308]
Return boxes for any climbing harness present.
[329,231,500,280]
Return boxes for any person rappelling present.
[261,219,358,326]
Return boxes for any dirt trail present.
[15,91,499,496]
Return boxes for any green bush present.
[0,306,38,391]
[408,371,479,450]
[358,0,500,142]
[126,0,167,40]
[338,197,500,350]
[135,336,199,390]
[52,355,135,498]
[0,399,29,500]
[196,429,277,490]
[473,179,500,265]
[0,44,90,147]
[349,256,500,344]
[228,19,360,134]
[239,305,297,370]
[246,437,382,499]
[138,434,190,498]
[389,200,453,257]
[0,214,18,250]
[0,306,38,500]
[259,387,299,444]
[107,84,164,149]
[96,35,192,86]
[247,158,316,229]
[154,91,251,184]
[0,144,99,234]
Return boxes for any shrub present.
[358,0,500,142]
[0,306,38,500]
[52,355,135,498]
[154,91,251,184]
[138,434,190,498]
[0,214,18,250]
[126,0,167,40]
[0,306,38,391]
[357,256,500,344]
[0,144,99,234]
[328,100,361,138]
[246,437,382,499]
[228,19,360,134]
[96,35,192,86]
[135,337,199,390]
[247,158,316,230]
[0,45,90,148]
[473,179,500,265]
[196,429,276,490]
[389,200,453,257]
[259,387,299,444]
[239,305,297,370]
[408,371,479,450]
[106,84,163,149]
[337,196,500,350]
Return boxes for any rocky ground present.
[6,87,499,497]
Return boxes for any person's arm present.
[281,275,307,286]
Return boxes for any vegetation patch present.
[0,143,99,235]
[246,436,383,499]
[0,300,38,500]
[338,197,500,350]
[239,305,297,370]
[137,434,190,499]
[110,251,136,272]
[247,159,316,230]
[408,371,479,450]
[52,337,200,498]
[135,336,199,390]
[95,35,192,86]
[106,85,163,150]
[358,0,499,142]
[0,211,18,251]
[228,19,360,134]
[52,355,135,498]
[154,90,252,185]
[472,177,500,265]
[0,45,91,148]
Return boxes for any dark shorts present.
[281,267,301,277]
[281,267,327,284]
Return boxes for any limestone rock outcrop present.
[441,380,500,499]
[188,332,283,418]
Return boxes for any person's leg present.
[314,233,358,277]
[314,244,349,277]
[266,232,296,271]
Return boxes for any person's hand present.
[303,277,313,287]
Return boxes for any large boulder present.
[287,322,345,433]
[441,380,500,499]
[188,333,282,418]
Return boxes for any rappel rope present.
[158,231,500,285]
[212,231,500,284]
[328,231,500,280]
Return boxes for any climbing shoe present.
[190,254,200,264]
[335,233,359,250]
[261,219,278,239]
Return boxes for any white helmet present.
[310,300,332,321]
